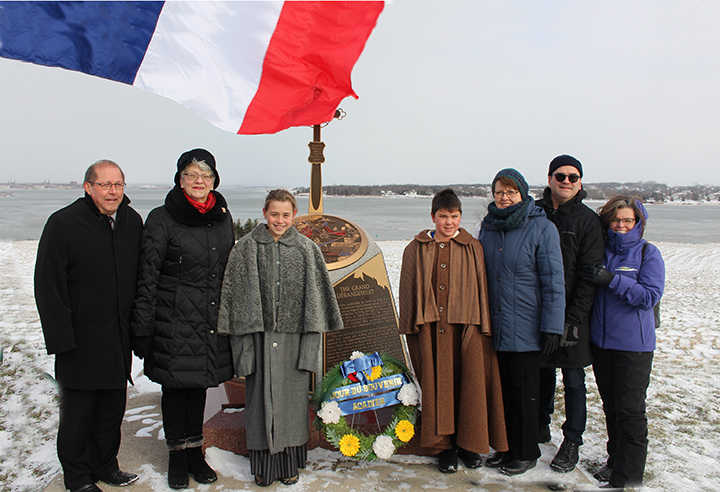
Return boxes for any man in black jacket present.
[539,155,605,473]
[35,160,143,492]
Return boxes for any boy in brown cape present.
[398,188,508,473]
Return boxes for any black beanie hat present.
[548,154,583,178]
[492,168,529,200]
[174,148,219,189]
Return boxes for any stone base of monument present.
[203,378,434,458]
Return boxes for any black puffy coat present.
[35,194,143,389]
[540,188,605,368]
[132,186,235,388]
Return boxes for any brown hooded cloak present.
[398,228,508,455]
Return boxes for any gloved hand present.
[132,336,153,360]
[542,333,560,355]
[581,265,615,287]
[560,323,579,348]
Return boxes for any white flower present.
[372,435,395,460]
[317,400,341,425]
[350,351,365,360]
[397,383,419,406]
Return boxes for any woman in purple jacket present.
[581,196,664,490]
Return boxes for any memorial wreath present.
[311,351,419,461]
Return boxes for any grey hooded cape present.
[218,224,343,453]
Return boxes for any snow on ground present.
[1,240,719,492]
[0,241,60,491]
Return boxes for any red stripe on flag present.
[238,1,384,135]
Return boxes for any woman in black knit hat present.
[477,168,566,476]
[131,149,235,489]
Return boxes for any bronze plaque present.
[293,214,368,270]
[324,253,406,373]
[308,140,326,164]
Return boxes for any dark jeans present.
[161,387,208,445]
[592,345,653,487]
[58,386,126,490]
[539,367,587,444]
[496,351,541,461]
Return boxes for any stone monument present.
[204,115,417,456]
[293,119,407,373]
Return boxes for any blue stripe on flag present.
[0,1,164,84]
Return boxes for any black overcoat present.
[132,186,234,388]
[34,194,143,389]
[540,188,605,368]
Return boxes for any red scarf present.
[183,189,216,214]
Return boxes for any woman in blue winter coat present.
[478,169,565,476]
[581,196,664,489]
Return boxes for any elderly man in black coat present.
[539,155,605,474]
[35,160,143,492]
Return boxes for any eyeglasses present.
[183,172,214,182]
[93,182,125,190]
[494,190,519,198]
[553,173,581,184]
[610,218,636,225]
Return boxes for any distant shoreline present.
[2,182,720,205]
[3,189,719,205]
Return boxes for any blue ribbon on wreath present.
[340,352,383,384]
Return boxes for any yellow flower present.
[339,434,361,457]
[395,420,415,443]
[367,365,382,382]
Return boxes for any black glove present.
[560,323,579,348]
[581,265,615,287]
[542,333,560,355]
[132,336,153,360]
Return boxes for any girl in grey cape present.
[218,189,343,487]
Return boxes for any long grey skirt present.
[249,444,307,485]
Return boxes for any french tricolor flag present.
[0,1,384,134]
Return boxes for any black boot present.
[550,438,579,473]
[457,447,483,469]
[167,440,189,490]
[593,464,613,482]
[186,437,218,484]
[500,458,537,476]
[438,448,458,473]
[484,450,513,468]
[538,424,551,443]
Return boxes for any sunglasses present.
[553,173,580,184]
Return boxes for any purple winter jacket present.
[590,202,665,352]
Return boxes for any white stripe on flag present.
[134,1,283,133]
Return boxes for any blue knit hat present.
[493,168,529,200]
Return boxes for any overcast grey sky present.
[2,0,719,187]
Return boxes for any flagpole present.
[308,124,325,215]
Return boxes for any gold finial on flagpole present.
[307,109,345,215]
